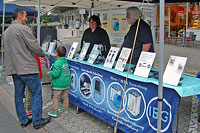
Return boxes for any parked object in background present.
[185,34,197,47]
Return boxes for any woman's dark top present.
[81,27,110,57]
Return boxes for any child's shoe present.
[58,109,68,113]
[48,111,58,117]
[26,111,32,116]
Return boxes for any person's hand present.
[46,72,49,76]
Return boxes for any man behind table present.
[121,6,154,65]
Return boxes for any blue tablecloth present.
[67,58,200,97]
[46,52,200,132]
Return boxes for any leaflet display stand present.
[68,42,79,59]
[163,55,187,86]
[87,44,101,64]
[134,51,156,78]
[42,41,49,52]
[104,47,119,68]
[115,47,131,71]
[78,42,90,61]
[48,42,56,54]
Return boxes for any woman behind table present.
[81,15,110,58]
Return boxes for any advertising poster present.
[107,9,130,45]
[115,47,132,71]
[94,4,157,45]
[104,47,120,68]
[134,51,156,78]
[163,55,187,86]
[188,2,200,29]
[87,44,101,64]
[78,42,90,61]
[68,60,180,133]
[67,42,79,59]
[93,8,110,29]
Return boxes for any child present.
[47,46,71,117]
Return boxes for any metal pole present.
[168,7,170,37]
[186,3,188,32]
[81,14,84,32]
[157,0,165,132]
[37,0,40,45]
[1,0,5,72]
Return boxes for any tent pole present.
[37,0,40,45]
[168,6,170,37]
[157,0,165,132]
[1,0,5,72]
[186,3,188,32]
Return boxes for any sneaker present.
[48,111,58,117]
[26,111,32,116]
[58,109,68,113]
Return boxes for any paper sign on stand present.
[87,44,101,64]
[115,47,131,71]
[163,55,187,86]
[134,51,156,78]
[68,42,79,59]
[48,42,56,54]
[78,42,90,61]
[42,41,49,52]
[104,47,119,68]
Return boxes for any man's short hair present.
[126,7,144,20]
[56,46,66,57]
[12,8,25,20]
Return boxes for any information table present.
[67,58,200,133]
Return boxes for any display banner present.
[68,60,180,133]
[93,3,157,45]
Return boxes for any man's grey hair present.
[126,6,144,20]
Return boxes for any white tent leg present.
[1,0,5,73]
[157,0,165,132]
[37,0,40,45]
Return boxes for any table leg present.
[77,106,80,114]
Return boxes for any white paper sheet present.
[163,55,187,86]
[134,51,156,78]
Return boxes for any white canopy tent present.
[1,0,166,132]
[5,0,133,8]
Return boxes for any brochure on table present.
[78,42,90,61]
[104,47,120,68]
[134,51,156,78]
[115,47,131,71]
[47,42,56,54]
[163,55,187,86]
[68,42,79,59]
[42,41,49,52]
[87,44,101,64]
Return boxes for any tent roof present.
[5,0,134,8]
[125,0,200,3]
[4,0,200,10]
[0,0,37,16]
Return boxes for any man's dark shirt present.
[81,27,111,57]
[121,19,154,65]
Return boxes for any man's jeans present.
[12,74,42,126]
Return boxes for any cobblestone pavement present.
[1,40,200,133]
